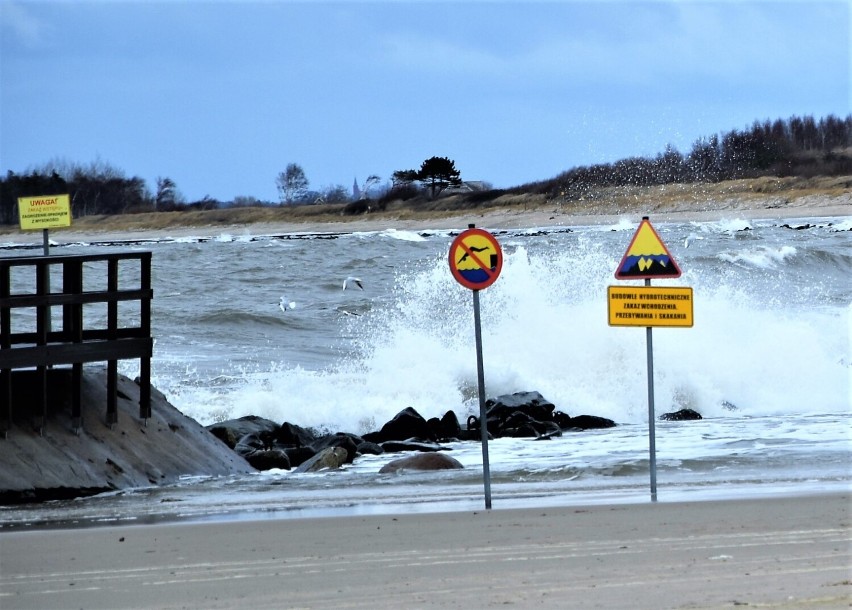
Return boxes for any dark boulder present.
[276,422,317,447]
[294,447,348,473]
[310,433,360,464]
[243,448,291,471]
[427,410,462,441]
[207,415,280,449]
[486,391,556,423]
[355,441,384,456]
[234,432,271,454]
[232,433,292,471]
[552,410,573,429]
[659,408,703,421]
[381,439,450,453]
[284,446,316,468]
[496,411,559,438]
[562,415,617,430]
[363,407,434,443]
[379,452,464,474]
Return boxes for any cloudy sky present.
[1,1,849,203]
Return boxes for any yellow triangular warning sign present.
[615,218,682,279]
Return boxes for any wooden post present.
[106,259,119,427]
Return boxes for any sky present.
[1,1,850,203]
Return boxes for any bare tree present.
[358,174,381,199]
[155,176,179,209]
[276,163,309,204]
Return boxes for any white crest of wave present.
[380,229,427,242]
[714,218,753,233]
[174,235,848,433]
[606,218,636,232]
[830,218,852,232]
[717,245,797,269]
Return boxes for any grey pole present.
[645,277,657,501]
[473,287,492,509]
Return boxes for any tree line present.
[0,114,849,225]
[519,114,851,200]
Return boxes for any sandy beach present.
[0,191,849,609]
[0,189,849,246]
[1,493,849,609]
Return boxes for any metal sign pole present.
[42,229,50,256]
[472,288,492,509]
[449,223,502,510]
[645,277,657,501]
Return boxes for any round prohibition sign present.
[449,227,503,290]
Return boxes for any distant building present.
[444,180,489,194]
[352,177,361,200]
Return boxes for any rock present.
[363,407,434,443]
[234,433,269,455]
[0,369,254,504]
[207,416,280,449]
[552,410,573,429]
[498,411,561,438]
[275,422,317,447]
[486,391,556,423]
[380,439,450,453]
[379,453,464,474]
[427,410,462,440]
[310,433,359,464]
[283,446,316,468]
[294,447,348,473]
[355,441,384,455]
[659,408,703,421]
[243,448,291,471]
[562,414,617,430]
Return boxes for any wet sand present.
[1,493,849,609]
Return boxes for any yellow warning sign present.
[18,194,72,230]
[608,286,693,327]
[615,218,681,279]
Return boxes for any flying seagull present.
[343,277,364,291]
[683,233,704,248]
[279,296,296,312]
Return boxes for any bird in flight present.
[343,277,364,291]
[457,245,490,264]
[279,296,296,312]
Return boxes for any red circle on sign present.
[449,228,503,290]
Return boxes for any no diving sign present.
[449,227,503,290]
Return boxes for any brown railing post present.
[106,258,119,427]
[0,265,10,437]
[139,254,152,420]
[35,260,49,434]
[64,260,84,433]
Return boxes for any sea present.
[1,212,850,528]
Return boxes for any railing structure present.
[0,252,153,435]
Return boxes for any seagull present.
[684,233,704,248]
[343,277,364,291]
[279,296,296,312]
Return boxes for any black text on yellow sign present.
[607,286,693,327]
[18,194,72,230]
